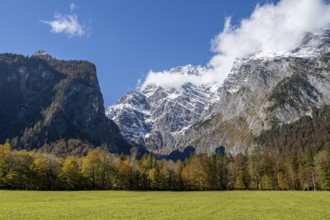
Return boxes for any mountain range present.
[107,28,330,155]
[1,28,330,157]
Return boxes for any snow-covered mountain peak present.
[168,64,208,76]
[107,28,330,154]
[106,65,222,153]
[244,28,330,61]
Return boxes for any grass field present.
[0,191,329,220]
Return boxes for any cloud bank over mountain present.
[142,0,330,89]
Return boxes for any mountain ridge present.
[107,28,330,155]
[0,52,132,155]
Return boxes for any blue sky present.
[0,0,278,106]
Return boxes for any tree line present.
[0,143,329,191]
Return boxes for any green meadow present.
[0,191,329,220]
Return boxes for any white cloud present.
[143,70,204,88]
[136,78,142,87]
[70,3,79,12]
[41,4,87,38]
[142,0,330,89]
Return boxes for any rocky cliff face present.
[106,65,221,154]
[0,51,131,154]
[107,29,330,154]
[179,30,330,154]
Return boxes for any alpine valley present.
[2,28,330,158]
[107,28,330,156]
